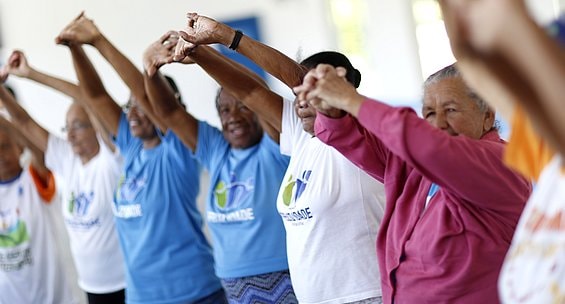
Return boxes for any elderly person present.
[438,1,565,302]
[56,14,224,304]
[141,34,296,303]
[178,13,386,304]
[1,50,125,303]
[0,89,76,304]
[294,63,532,303]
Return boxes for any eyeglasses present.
[122,100,141,114]
[61,122,92,133]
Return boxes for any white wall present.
[0,0,559,132]
[0,0,336,134]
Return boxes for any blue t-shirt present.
[113,113,220,304]
[195,121,290,278]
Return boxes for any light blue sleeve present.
[113,112,134,154]
[194,121,229,171]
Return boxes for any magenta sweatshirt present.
[315,98,531,304]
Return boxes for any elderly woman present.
[438,1,565,302]
[294,63,532,303]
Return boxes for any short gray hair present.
[423,64,490,113]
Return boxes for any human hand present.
[5,50,32,78]
[181,13,233,46]
[294,64,361,116]
[143,31,180,77]
[56,12,103,46]
[173,31,197,63]
[439,0,529,57]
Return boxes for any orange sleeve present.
[29,166,56,203]
[504,107,554,182]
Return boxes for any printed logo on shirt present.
[114,175,145,219]
[0,208,29,248]
[501,185,565,304]
[282,170,311,208]
[0,207,32,272]
[279,170,314,225]
[65,191,101,229]
[68,191,93,216]
[208,173,255,223]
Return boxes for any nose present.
[66,131,76,142]
[227,109,243,124]
[431,112,449,130]
[298,98,309,109]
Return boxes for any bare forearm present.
[237,36,306,87]
[498,14,565,153]
[142,71,178,130]
[144,72,198,149]
[93,35,146,102]
[26,68,81,100]
[215,23,305,88]
[0,85,31,123]
[191,46,282,129]
[69,45,110,99]
[69,44,121,135]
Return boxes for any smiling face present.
[217,89,263,149]
[125,96,158,140]
[65,103,99,160]
[422,77,494,139]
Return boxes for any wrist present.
[220,25,236,47]
[229,30,243,50]
[24,67,39,79]
[344,94,364,117]
[91,33,106,48]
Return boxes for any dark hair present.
[163,75,186,109]
[300,51,361,88]
[214,87,223,110]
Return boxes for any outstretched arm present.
[0,72,49,151]
[182,13,308,88]
[439,0,565,155]
[175,38,282,142]
[4,50,115,151]
[143,33,199,151]
[6,50,81,100]
[64,43,122,137]
[0,116,50,182]
[57,13,167,132]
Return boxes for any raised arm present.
[439,0,565,155]
[175,37,283,141]
[0,72,49,151]
[61,42,122,137]
[0,116,50,182]
[182,13,308,88]
[4,50,115,151]
[57,13,167,132]
[142,33,198,151]
[6,50,81,100]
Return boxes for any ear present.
[483,109,495,132]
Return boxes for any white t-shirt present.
[0,168,76,303]
[277,99,385,304]
[499,155,565,303]
[46,135,126,293]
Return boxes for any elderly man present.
[294,63,532,303]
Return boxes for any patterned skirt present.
[221,270,297,304]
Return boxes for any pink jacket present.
[315,98,531,304]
